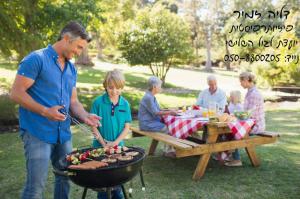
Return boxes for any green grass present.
[1,61,300,198]
[0,62,199,119]
[75,66,199,114]
[0,109,300,199]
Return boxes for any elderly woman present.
[138,76,177,157]
[225,72,265,167]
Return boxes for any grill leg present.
[82,187,88,199]
[140,169,146,188]
[121,184,128,199]
[107,187,112,199]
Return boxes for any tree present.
[87,0,141,61]
[182,0,222,71]
[191,0,221,71]
[182,0,202,67]
[0,0,103,62]
[118,7,193,86]
[257,10,300,86]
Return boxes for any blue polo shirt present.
[91,93,132,147]
[17,45,77,144]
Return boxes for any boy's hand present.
[106,141,119,148]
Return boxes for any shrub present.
[0,94,18,125]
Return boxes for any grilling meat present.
[125,151,139,157]
[122,146,129,152]
[101,158,117,163]
[109,154,122,159]
[117,155,133,161]
[68,161,108,170]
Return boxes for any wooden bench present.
[130,125,279,180]
[130,127,202,155]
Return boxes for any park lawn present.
[0,109,300,199]
[76,66,198,112]
[0,62,198,115]
[1,61,300,198]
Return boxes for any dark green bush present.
[0,94,18,125]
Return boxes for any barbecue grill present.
[55,109,146,198]
[54,146,146,199]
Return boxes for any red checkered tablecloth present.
[162,115,208,139]
[163,114,255,141]
[218,119,255,161]
[227,119,255,140]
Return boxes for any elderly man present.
[10,21,100,199]
[138,76,177,157]
[196,75,227,113]
[196,75,227,142]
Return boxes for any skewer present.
[60,109,94,135]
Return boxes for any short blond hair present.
[103,69,125,89]
[230,90,241,103]
[239,71,256,84]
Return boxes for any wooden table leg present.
[245,146,260,167]
[192,127,219,180]
[243,134,260,167]
[148,139,159,155]
[193,153,211,180]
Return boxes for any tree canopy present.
[118,6,193,85]
[0,0,299,87]
[0,0,103,61]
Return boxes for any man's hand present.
[83,113,101,127]
[42,105,66,121]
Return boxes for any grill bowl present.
[66,146,145,189]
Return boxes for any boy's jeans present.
[21,131,72,199]
[97,186,124,199]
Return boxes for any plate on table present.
[176,113,196,119]
[195,117,209,122]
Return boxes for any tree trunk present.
[162,63,171,87]
[75,46,94,66]
[205,30,213,72]
[149,63,170,87]
[95,31,103,59]
[194,37,201,67]
[224,34,231,70]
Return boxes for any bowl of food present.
[234,111,251,120]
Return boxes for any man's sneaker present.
[224,160,243,167]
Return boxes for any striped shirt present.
[244,86,265,134]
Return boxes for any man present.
[10,21,101,199]
[196,75,227,113]
[196,75,227,142]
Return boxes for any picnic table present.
[131,113,279,180]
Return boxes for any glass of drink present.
[202,109,208,117]
[208,102,217,117]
